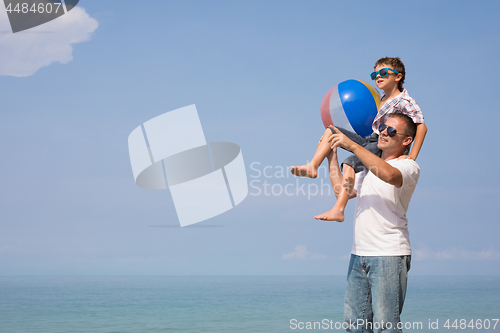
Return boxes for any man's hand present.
[327,146,337,162]
[328,126,356,152]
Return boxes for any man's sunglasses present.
[379,123,407,137]
[370,68,400,80]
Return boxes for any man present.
[320,113,420,333]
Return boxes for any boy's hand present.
[328,126,355,152]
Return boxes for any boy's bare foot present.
[290,164,318,178]
[314,208,344,222]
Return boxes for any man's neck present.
[380,150,404,161]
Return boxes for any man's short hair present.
[374,57,405,91]
[389,113,417,139]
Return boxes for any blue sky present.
[1,0,500,276]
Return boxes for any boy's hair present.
[374,57,405,91]
[389,113,417,139]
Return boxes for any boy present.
[291,57,427,221]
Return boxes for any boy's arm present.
[401,123,427,160]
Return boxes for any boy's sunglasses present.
[379,123,407,137]
[370,68,400,80]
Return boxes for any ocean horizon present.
[1,275,499,332]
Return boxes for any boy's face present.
[373,63,402,91]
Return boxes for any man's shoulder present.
[389,159,420,185]
[388,158,420,170]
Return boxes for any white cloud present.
[282,245,329,260]
[0,6,98,77]
[414,244,500,261]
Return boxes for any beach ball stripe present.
[320,87,335,127]
[320,79,380,137]
[320,85,356,133]
[359,80,381,110]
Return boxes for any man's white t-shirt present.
[352,159,420,256]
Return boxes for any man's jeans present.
[344,254,411,333]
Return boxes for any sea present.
[1,276,499,333]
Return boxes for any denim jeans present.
[344,254,411,333]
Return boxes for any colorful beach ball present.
[320,79,381,137]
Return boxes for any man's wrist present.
[349,141,361,154]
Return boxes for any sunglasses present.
[370,68,400,80]
[378,123,407,137]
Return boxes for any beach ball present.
[320,79,381,137]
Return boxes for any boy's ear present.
[395,73,403,82]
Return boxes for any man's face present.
[377,117,409,151]
[374,63,401,91]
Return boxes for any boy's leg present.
[314,163,354,222]
[315,135,380,221]
[291,127,334,178]
[291,126,366,178]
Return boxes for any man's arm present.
[351,145,403,187]
[328,127,403,187]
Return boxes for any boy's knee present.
[323,127,332,137]
[326,126,336,135]
[342,163,354,174]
